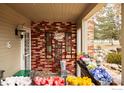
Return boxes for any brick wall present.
[31,21,77,74]
[87,19,94,56]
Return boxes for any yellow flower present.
[66,76,94,86]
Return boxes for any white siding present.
[0,4,30,77]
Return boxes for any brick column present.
[87,19,94,56]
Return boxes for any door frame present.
[20,29,31,70]
[20,34,25,70]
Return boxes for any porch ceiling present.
[7,3,96,22]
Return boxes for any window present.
[65,32,72,58]
[45,32,52,58]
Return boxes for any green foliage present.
[77,51,86,56]
[107,52,121,65]
[93,4,121,42]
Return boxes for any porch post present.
[121,4,124,85]
[77,28,82,76]
[82,20,88,54]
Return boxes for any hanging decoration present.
[54,31,64,41]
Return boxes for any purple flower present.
[89,67,112,85]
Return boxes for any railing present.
[94,40,120,45]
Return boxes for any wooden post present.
[121,4,124,85]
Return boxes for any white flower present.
[1,76,32,86]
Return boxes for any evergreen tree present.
[93,4,121,45]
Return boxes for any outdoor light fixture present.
[15,24,26,39]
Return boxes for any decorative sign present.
[54,32,64,41]
[6,41,12,49]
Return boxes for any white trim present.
[82,20,88,54]
[77,28,81,53]
[77,64,81,77]
[29,30,31,70]
[76,28,82,76]
[20,36,25,70]
[20,27,31,70]
[76,20,88,77]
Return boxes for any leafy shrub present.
[107,52,121,65]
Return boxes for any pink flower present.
[33,76,65,86]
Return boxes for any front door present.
[45,32,76,73]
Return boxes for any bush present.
[107,52,121,65]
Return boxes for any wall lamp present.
[15,24,26,39]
